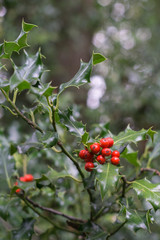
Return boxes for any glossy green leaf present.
[46,167,81,183]
[119,205,149,232]
[121,148,141,167]
[10,50,44,91]
[31,82,56,97]
[93,52,106,65]
[0,20,37,59]
[12,218,35,240]
[96,163,120,200]
[22,20,37,32]
[57,108,86,137]
[81,131,90,145]
[131,178,160,210]
[36,131,58,148]
[58,52,106,95]
[113,125,156,146]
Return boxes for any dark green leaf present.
[93,52,106,65]
[46,167,81,183]
[121,148,141,167]
[113,125,156,146]
[81,221,108,240]
[36,131,58,148]
[131,178,160,210]
[96,163,120,200]
[10,50,44,91]
[81,131,90,145]
[22,20,37,32]
[119,205,148,232]
[18,133,43,154]
[58,52,106,95]
[58,108,86,137]
[12,218,35,240]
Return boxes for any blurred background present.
[1,0,160,134]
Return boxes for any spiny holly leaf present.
[0,20,37,59]
[118,205,149,232]
[81,131,90,145]
[10,50,45,91]
[31,82,56,97]
[18,131,58,154]
[12,218,35,240]
[58,52,106,95]
[46,167,81,183]
[57,108,86,138]
[93,52,107,65]
[131,178,160,210]
[113,125,156,146]
[121,148,141,167]
[96,163,120,200]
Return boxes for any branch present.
[140,167,160,176]
[19,194,80,235]
[50,104,94,219]
[26,196,85,223]
[0,88,43,133]
[121,176,127,198]
[106,221,127,239]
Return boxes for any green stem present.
[2,154,11,189]
[0,88,43,133]
[13,88,18,104]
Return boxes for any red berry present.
[112,150,120,157]
[79,150,87,159]
[90,143,100,154]
[96,155,106,164]
[100,138,110,148]
[24,174,34,182]
[85,162,94,172]
[111,157,120,165]
[19,176,26,182]
[14,181,20,193]
[102,148,111,156]
[106,137,114,148]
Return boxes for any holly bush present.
[0,21,160,240]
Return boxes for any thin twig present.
[121,176,127,198]
[106,221,127,239]
[26,196,85,223]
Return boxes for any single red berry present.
[19,176,26,182]
[102,148,111,156]
[111,157,120,165]
[79,150,87,159]
[106,137,114,148]
[85,162,94,172]
[96,155,106,164]
[90,143,100,154]
[24,174,34,182]
[112,150,120,157]
[100,138,110,148]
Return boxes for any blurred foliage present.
[1,1,160,239]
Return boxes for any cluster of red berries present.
[15,174,34,193]
[79,137,120,172]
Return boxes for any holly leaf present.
[46,167,81,183]
[96,163,120,200]
[58,52,106,95]
[121,148,141,167]
[10,50,45,91]
[118,205,149,232]
[57,108,86,138]
[113,125,156,146]
[12,218,35,240]
[0,20,37,59]
[131,178,160,210]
